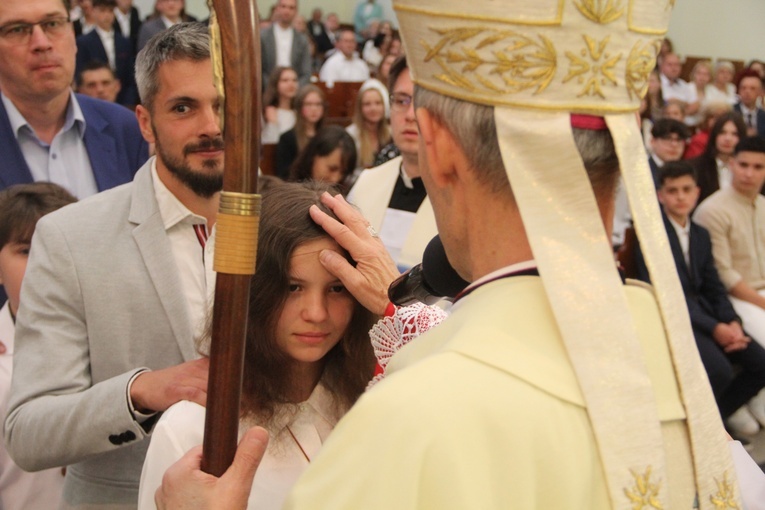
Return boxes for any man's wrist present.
[127,369,157,421]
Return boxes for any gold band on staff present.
[214,192,261,275]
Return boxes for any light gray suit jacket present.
[136,17,167,52]
[4,160,198,507]
[260,25,312,89]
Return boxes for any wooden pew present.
[316,80,364,126]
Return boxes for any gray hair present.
[413,86,506,194]
[413,85,619,198]
[714,60,735,75]
[135,23,210,111]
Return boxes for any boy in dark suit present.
[76,0,138,107]
[636,161,765,436]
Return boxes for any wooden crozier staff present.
[202,0,261,476]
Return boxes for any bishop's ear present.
[415,107,462,188]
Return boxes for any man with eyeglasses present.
[5,22,215,509]
[649,118,690,188]
[346,56,437,271]
[0,0,148,200]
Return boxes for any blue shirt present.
[1,90,97,199]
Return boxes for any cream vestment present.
[286,276,699,509]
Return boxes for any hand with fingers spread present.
[130,358,210,413]
[155,427,269,510]
[309,192,400,315]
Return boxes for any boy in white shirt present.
[0,183,76,510]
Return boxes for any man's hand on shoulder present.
[131,358,210,413]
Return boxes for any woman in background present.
[261,67,299,144]
[684,102,731,160]
[290,126,358,191]
[345,79,390,172]
[690,111,747,204]
[376,53,397,87]
[276,85,326,179]
[705,61,737,105]
[641,69,664,148]
[685,60,712,128]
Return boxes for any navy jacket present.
[0,93,147,306]
[76,30,138,107]
[113,6,142,53]
[733,103,765,137]
[0,93,148,193]
[635,212,739,334]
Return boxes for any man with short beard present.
[5,23,218,508]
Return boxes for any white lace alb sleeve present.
[368,303,449,388]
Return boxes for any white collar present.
[467,260,538,291]
[667,214,690,236]
[1,89,86,141]
[150,159,208,230]
[95,25,114,38]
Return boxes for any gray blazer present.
[136,17,167,52]
[5,160,198,507]
[260,25,312,88]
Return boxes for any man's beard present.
[155,136,225,198]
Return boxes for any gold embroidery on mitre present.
[563,35,622,98]
[709,472,741,509]
[624,466,663,510]
[627,0,672,35]
[394,1,565,26]
[625,38,661,99]
[421,27,556,95]
[574,0,625,24]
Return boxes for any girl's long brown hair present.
[239,181,376,425]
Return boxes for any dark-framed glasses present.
[390,93,413,112]
[658,135,685,144]
[0,16,71,45]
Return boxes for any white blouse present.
[704,83,737,105]
[262,109,297,145]
[137,383,341,510]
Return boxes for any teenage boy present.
[75,0,138,107]
[637,161,765,436]
[695,136,765,428]
[0,183,76,510]
[648,118,690,187]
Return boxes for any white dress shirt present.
[660,74,696,104]
[667,215,691,267]
[716,157,732,191]
[1,91,97,199]
[114,8,132,38]
[0,304,65,510]
[273,23,294,69]
[319,52,371,87]
[150,162,216,340]
[160,16,179,29]
[739,104,760,132]
[80,21,95,34]
[94,26,117,70]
